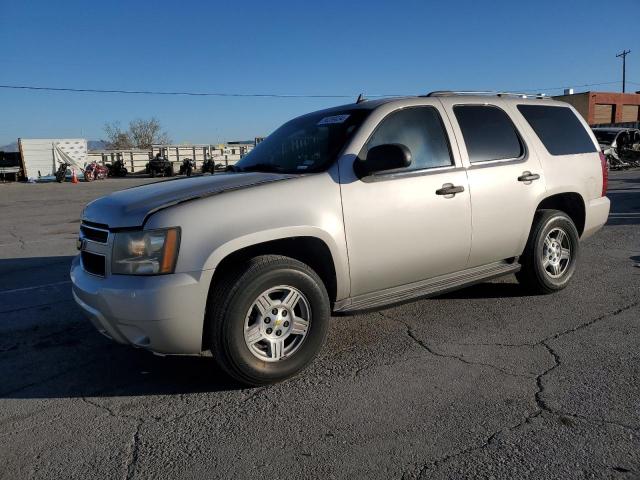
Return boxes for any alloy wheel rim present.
[243,285,311,362]
[542,227,571,278]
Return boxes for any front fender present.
[203,226,349,300]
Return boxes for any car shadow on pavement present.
[435,280,531,300]
[0,334,246,400]
[0,255,246,399]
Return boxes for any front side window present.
[517,105,597,156]
[235,109,370,174]
[363,107,453,171]
[454,105,524,162]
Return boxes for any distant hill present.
[0,142,18,152]
[88,140,108,150]
[0,140,108,152]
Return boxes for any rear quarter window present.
[517,105,597,156]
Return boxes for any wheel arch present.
[535,192,586,236]
[201,232,342,350]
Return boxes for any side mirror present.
[355,143,411,177]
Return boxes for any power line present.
[0,81,637,100]
[515,80,622,93]
[0,84,402,99]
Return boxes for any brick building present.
[553,91,640,125]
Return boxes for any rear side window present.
[454,105,524,163]
[365,106,453,171]
[517,105,597,156]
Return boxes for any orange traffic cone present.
[71,168,78,184]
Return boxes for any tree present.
[103,121,133,150]
[128,118,171,149]
[103,118,171,150]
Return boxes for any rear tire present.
[516,209,580,294]
[208,255,330,386]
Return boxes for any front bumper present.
[70,255,213,355]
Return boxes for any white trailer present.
[18,138,87,180]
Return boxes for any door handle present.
[518,171,540,182]
[435,183,465,196]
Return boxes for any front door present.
[339,103,472,297]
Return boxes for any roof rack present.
[424,90,550,99]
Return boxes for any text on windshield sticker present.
[317,114,350,125]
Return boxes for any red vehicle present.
[84,161,108,182]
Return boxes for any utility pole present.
[616,49,631,93]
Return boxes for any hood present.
[82,172,296,228]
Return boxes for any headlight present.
[112,228,180,275]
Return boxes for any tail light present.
[599,151,608,197]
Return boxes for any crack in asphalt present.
[125,421,142,480]
[76,385,267,478]
[8,229,26,251]
[394,300,640,478]
[80,397,145,423]
[378,312,532,379]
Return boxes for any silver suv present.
[71,92,610,385]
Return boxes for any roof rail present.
[424,90,550,99]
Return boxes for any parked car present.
[72,92,610,386]
[145,154,174,177]
[593,127,640,169]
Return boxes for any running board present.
[334,261,520,313]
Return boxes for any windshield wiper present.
[236,163,285,173]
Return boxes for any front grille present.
[80,224,108,243]
[81,251,106,276]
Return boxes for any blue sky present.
[1,0,638,146]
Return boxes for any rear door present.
[439,99,547,267]
[339,101,472,297]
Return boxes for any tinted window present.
[454,105,524,162]
[364,107,453,171]
[517,105,597,156]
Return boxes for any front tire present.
[516,209,580,294]
[208,255,330,386]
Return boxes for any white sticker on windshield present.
[317,114,350,125]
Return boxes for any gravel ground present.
[0,171,638,479]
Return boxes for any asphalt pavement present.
[0,172,638,479]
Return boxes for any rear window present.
[517,105,597,156]
[453,105,524,162]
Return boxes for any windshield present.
[234,109,370,174]
[593,130,617,145]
